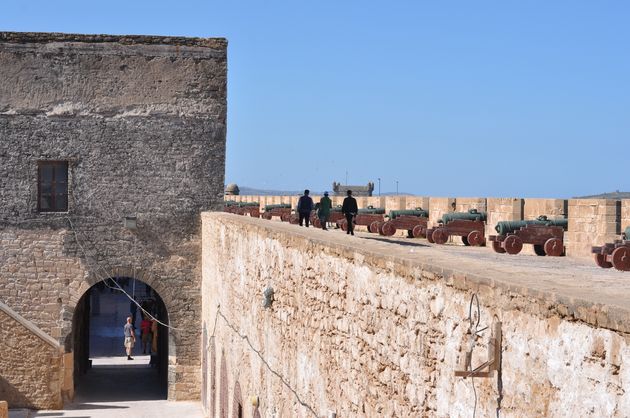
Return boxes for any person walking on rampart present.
[297,189,314,227]
[318,191,332,230]
[123,316,136,360]
[342,189,358,236]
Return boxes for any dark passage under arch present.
[71,277,169,402]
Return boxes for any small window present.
[38,161,68,212]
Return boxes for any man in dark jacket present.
[297,189,314,227]
[341,189,358,235]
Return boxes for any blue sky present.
[2,1,628,197]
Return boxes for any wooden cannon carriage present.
[591,227,630,271]
[338,207,386,232]
[261,203,292,220]
[224,201,260,218]
[489,216,567,256]
[372,209,429,237]
[426,209,487,246]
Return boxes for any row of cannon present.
[224,201,629,271]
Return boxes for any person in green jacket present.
[318,191,332,230]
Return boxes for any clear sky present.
[2,1,628,197]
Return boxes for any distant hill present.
[237,186,413,196]
[574,191,630,199]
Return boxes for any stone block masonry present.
[566,199,621,258]
[202,213,630,418]
[0,31,227,407]
[0,302,66,409]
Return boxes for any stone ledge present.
[0,300,61,349]
[203,212,630,334]
[0,31,227,49]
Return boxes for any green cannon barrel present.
[358,207,386,215]
[238,202,259,207]
[224,200,238,206]
[264,203,291,211]
[388,209,428,219]
[330,205,344,212]
[624,226,630,240]
[494,216,568,235]
[441,209,487,224]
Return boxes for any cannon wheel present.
[407,230,414,238]
[262,213,272,220]
[289,215,299,225]
[492,240,506,254]
[369,221,380,233]
[426,229,435,243]
[432,228,449,245]
[503,235,523,255]
[533,245,546,256]
[381,221,396,236]
[313,218,321,228]
[544,238,564,257]
[412,225,425,238]
[467,230,485,247]
[339,219,348,231]
[594,253,613,269]
[611,246,630,271]
[461,235,470,246]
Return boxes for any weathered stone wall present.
[566,199,621,258]
[455,197,487,213]
[622,200,630,231]
[428,197,456,226]
[202,213,630,417]
[0,302,65,409]
[485,198,523,238]
[0,31,227,405]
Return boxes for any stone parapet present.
[486,197,523,237]
[455,197,487,213]
[623,200,630,230]
[428,197,456,226]
[202,213,630,418]
[566,199,621,258]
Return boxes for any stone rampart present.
[201,213,630,417]
[231,195,625,258]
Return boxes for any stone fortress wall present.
[0,32,227,407]
[202,212,630,418]
[226,194,630,258]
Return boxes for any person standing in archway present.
[124,316,136,360]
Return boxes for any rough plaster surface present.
[0,31,227,406]
[202,213,630,418]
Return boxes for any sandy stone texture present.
[566,199,621,258]
[201,213,630,418]
[0,307,63,409]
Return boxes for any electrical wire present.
[211,306,319,418]
[65,216,179,330]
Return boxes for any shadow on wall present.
[0,376,34,409]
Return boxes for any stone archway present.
[70,275,171,399]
